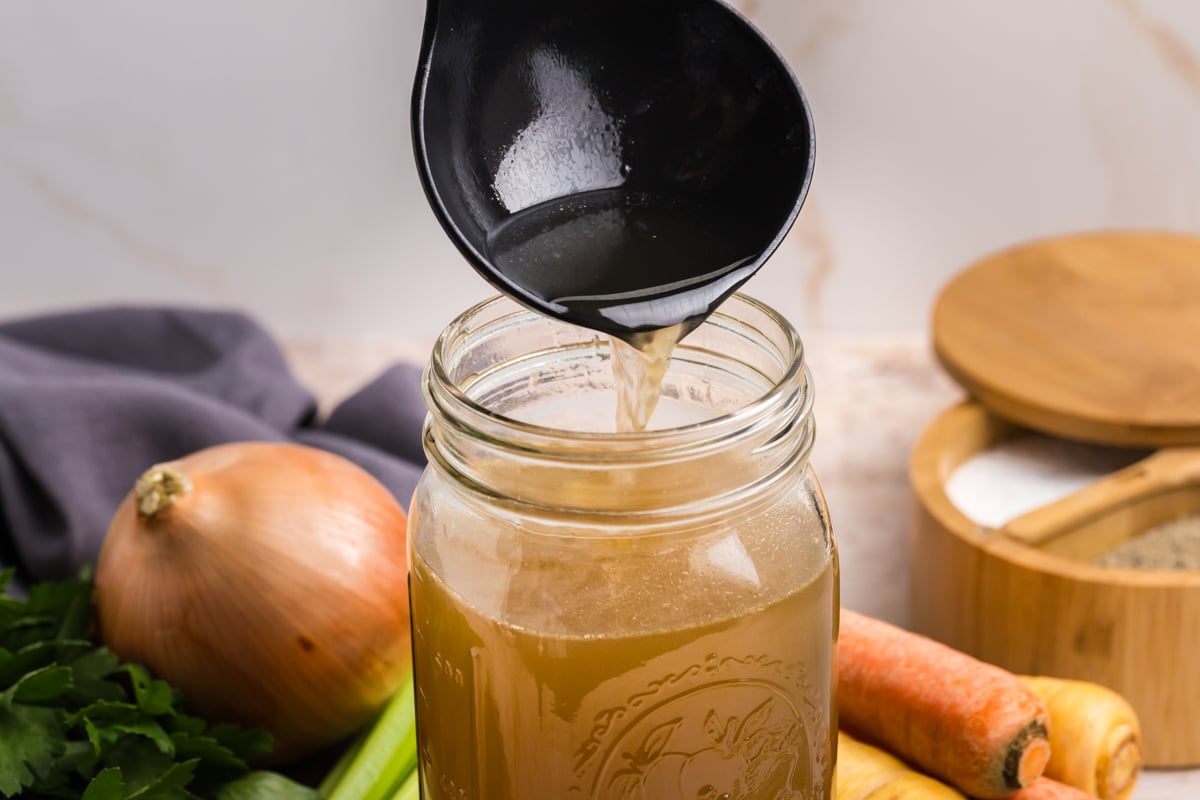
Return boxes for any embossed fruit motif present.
[607,695,806,800]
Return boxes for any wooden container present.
[910,233,1200,767]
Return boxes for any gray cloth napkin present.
[0,306,428,587]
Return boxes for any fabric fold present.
[0,306,428,585]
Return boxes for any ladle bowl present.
[412,0,815,341]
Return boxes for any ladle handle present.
[1001,447,1200,546]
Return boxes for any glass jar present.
[408,294,838,800]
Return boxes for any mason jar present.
[408,294,839,800]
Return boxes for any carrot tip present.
[1018,736,1052,787]
[1105,732,1143,796]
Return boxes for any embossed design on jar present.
[597,682,809,800]
[570,652,829,800]
[573,650,831,800]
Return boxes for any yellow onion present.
[94,441,412,764]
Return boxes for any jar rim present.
[425,293,809,456]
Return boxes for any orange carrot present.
[1008,777,1096,799]
[838,609,1051,799]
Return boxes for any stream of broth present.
[610,324,684,432]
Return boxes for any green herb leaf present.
[77,699,140,722]
[27,577,90,619]
[0,603,23,635]
[77,701,175,756]
[101,738,181,797]
[55,739,100,776]
[125,759,197,800]
[0,702,64,797]
[0,640,91,691]
[83,716,104,755]
[169,731,247,772]
[0,571,316,798]
[109,718,176,757]
[206,724,273,763]
[0,665,74,709]
[121,664,176,717]
[81,767,125,800]
[166,714,206,737]
[65,647,126,705]
[0,619,61,664]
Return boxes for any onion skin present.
[94,442,412,765]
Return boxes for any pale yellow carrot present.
[836,731,966,800]
[1020,676,1142,800]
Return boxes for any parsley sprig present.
[0,569,317,799]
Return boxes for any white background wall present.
[2,1,1199,342]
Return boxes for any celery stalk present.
[389,768,420,800]
[317,731,367,798]
[325,674,418,800]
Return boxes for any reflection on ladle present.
[492,47,626,215]
[412,0,816,342]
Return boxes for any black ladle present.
[412,0,815,343]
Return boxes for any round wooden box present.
[910,233,1200,767]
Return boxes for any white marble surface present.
[3,1,1200,340]
[288,334,1198,798]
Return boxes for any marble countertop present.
[284,335,1200,799]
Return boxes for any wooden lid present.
[932,232,1200,447]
